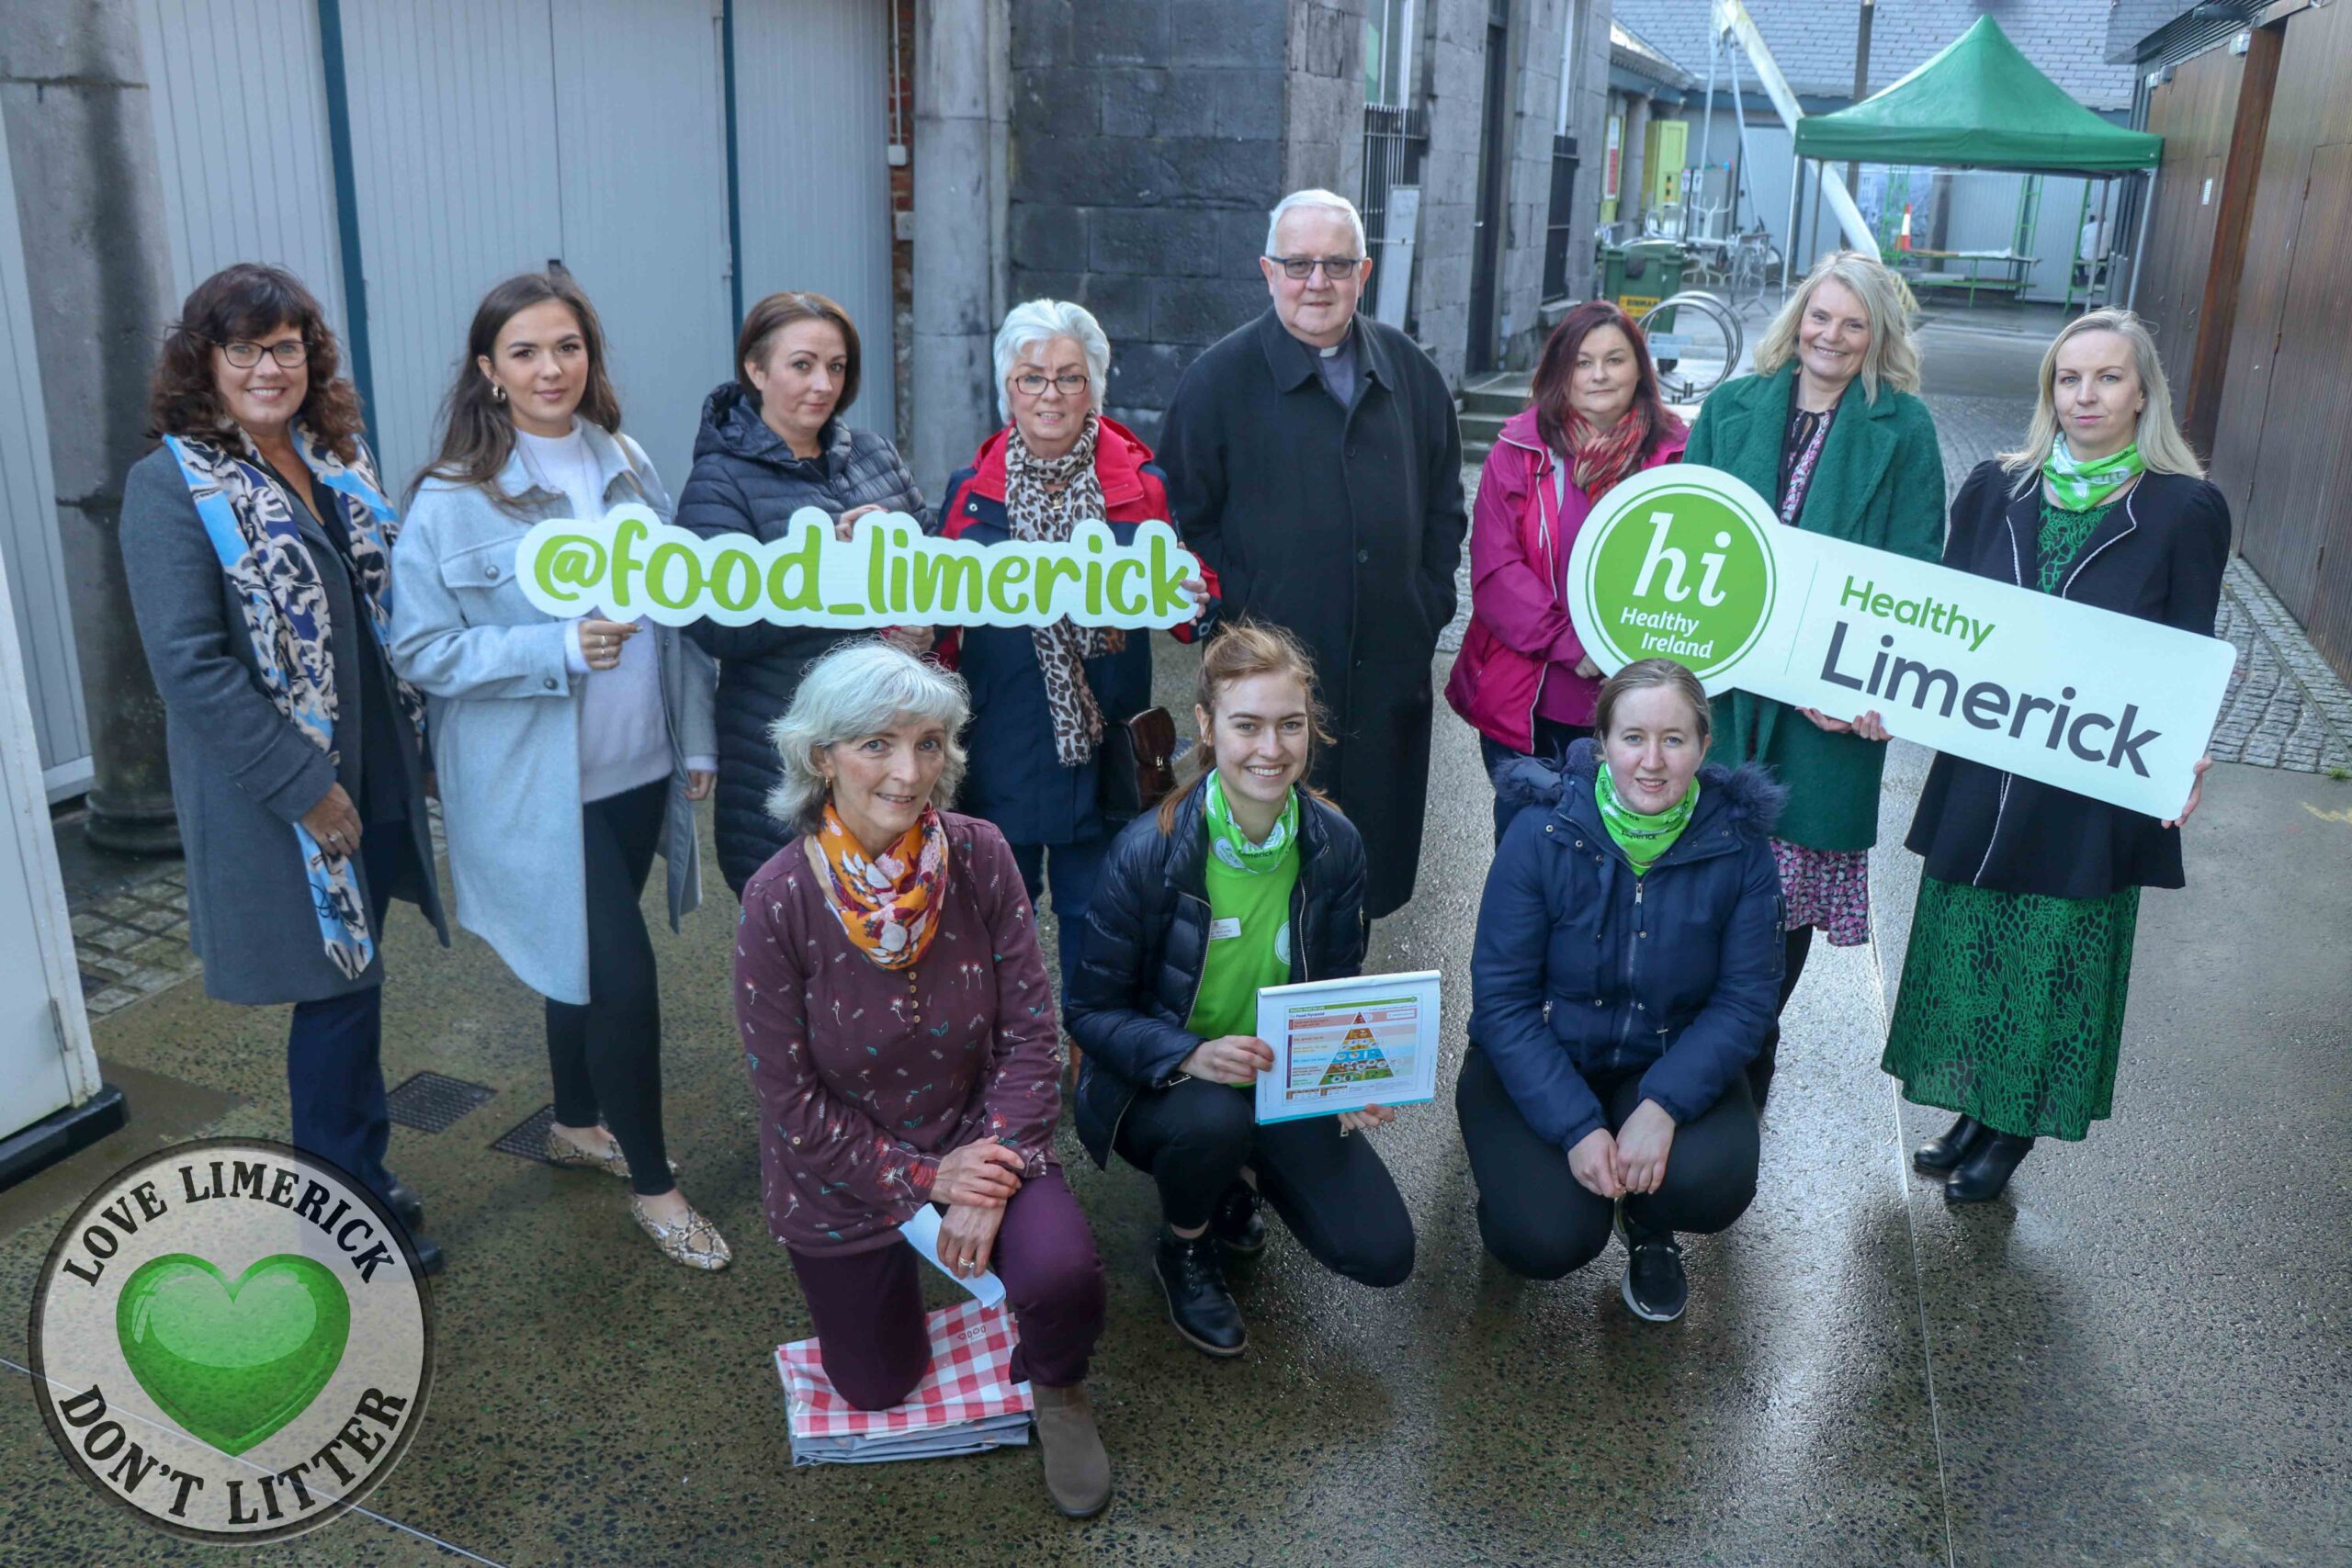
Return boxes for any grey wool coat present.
[120,444,449,1006]
[389,426,715,1006]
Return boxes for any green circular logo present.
[1579,472,1778,683]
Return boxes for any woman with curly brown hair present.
[121,263,449,1271]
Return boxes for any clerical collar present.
[1317,322,1355,357]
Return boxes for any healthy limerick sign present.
[1565,466,2234,820]
[515,506,1202,630]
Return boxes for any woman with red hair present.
[1446,301,1687,840]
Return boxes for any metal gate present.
[1543,132,1580,300]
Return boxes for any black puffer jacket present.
[1064,775,1369,1167]
[673,384,924,891]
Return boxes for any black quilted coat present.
[1063,774,1369,1168]
[673,385,924,892]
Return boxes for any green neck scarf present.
[1204,772,1300,874]
[2042,436,2145,513]
[1595,768,1699,873]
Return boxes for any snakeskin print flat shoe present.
[629,1196,732,1270]
[543,1124,678,1181]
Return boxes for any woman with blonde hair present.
[1065,621,1412,1359]
[1683,250,1944,1108]
[1884,309,2226,1204]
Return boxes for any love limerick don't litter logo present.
[27,1138,435,1542]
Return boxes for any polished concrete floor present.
[8,307,2350,1562]
[6,670,2346,1565]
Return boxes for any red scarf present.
[1564,407,1654,502]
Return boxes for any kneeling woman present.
[733,642,1109,1518]
[1460,660,1782,1323]
[1066,623,1414,1359]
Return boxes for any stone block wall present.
[1006,0,1363,444]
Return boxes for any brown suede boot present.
[1031,1382,1111,1518]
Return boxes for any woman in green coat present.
[1684,252,1944,1105]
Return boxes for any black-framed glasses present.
[220,339,309,369]
[1269,254,1364,281]
[1013,372,1090,397]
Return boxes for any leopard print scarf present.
[1004,412,1125,767]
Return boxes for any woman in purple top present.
[731,640,1109,1518]
[1446,300,1688,842]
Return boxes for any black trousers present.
[1113,1077,1415,1288]
[1456,1044,1758,1281]
[546,778,674,1197]
[1478,720,1592,845]
[1750,924,1815,1106]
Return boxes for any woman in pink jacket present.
[1446,300,1689,840]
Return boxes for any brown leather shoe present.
[1031,1382,1111,1518]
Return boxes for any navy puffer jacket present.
[1064,776,1369,1167]
[1469,739,1786,1152]
[673,385,924,892]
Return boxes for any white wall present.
[138,0,346,337]
[733,0,899,440]
[0,103,86,796]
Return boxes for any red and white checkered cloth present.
[776,1299,1032,1440]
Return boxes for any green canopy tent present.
[1785,16,2163,307]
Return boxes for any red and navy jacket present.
[935,416,1219,847]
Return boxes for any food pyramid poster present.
[1317,1015,1396,1087]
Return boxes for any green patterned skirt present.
[1881,875,2142,1140]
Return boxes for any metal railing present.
[1361,103,1429,254]
[1542,132,1580,300]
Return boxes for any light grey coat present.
[389,426,716,1004]
[120,444,449,1006]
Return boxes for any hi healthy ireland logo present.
[1569,467,1778,689]
[28,1139,434,1542]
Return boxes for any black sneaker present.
[1210,1181,1265,1255]
[1152,1226,1247,1357]
[1616,1205,1687,1323]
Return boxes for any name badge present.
[1206,917,1242,942]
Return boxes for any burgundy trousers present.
[786,1164,1105,1411]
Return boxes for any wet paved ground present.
[6,308,2349,1565]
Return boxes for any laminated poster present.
[1253,972,1442,1125]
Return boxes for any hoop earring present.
[492,384,508,404]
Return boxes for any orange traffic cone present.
[1898,203,1914,252]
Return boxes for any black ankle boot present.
[1211,1181,1265,1255]
[1913,1114,1987,1177]
[1944,1131,2034,1203]
[1153,1226,1247,1357]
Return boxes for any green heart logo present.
[116,1254,351,1457]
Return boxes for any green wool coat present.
[1685,363,1945,852]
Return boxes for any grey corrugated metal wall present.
[547,0,734,491]
[137,0,348,340]
[733,0,898,442]
[0,107,87,796]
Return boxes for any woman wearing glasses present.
[674,290,927,896]
[122,264,449,1269]
[934,300,1215,999]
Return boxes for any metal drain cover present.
[384,1071,496,1133]
[490,1104,560,1162]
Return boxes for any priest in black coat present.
[1157,189,1467,919]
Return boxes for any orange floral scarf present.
[814,804,949,969]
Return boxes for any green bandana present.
[1203,771,1299,873]
[1595,768,1699,873]
[2041,436,2144,513]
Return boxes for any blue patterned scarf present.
[160,426,424,978]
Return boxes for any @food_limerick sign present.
[1566,466,2234,820]
[516,507,1204,631]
